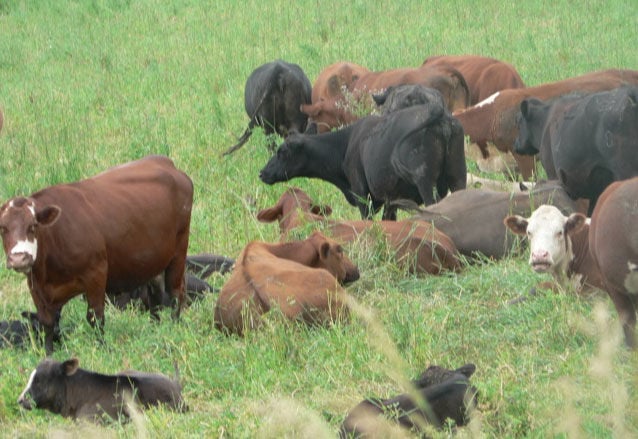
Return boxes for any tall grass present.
[1,0,637,437]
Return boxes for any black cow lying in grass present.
[0,311,43,349]
[339,363,477,437]
[18,358,186,422]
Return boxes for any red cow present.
[256,188,461,275]
[589,177,638,348]
[0,155,193,353]
[453,69,638,179]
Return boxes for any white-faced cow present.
[0,155,193,353]
[17,358,185,421]
[260,102,467,220]
[514,85,638,214]
[589,177,638,348]
[223,60,312,155]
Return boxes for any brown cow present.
[453,69,638,179]
[589,177,638,348]
[213,231,360,336]
[256,188,461,275]
[0,155,193,353]
[301,64,470,133]
[310,61,370,104]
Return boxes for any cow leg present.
[36,307,61,355]
[165,255,187,320]
[606,288,637,349]
[381,204,397,221]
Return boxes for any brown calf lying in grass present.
[257,187,461,275]
[214,231,360,336]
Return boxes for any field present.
[1,0,637,437]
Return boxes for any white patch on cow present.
[523,205,573,275]
[475,91,500,108]
[626,261,638,294]
[11,239,38,258]
[17,369,36,404]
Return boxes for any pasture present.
[0,0,637,437]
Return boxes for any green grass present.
[1,0,637,437]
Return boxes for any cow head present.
[513,98,547,156]
[0,197,61,273]
[504,205,587,275]
[259,135,311,185]
[308,231,359,284]
[18,358,79,413]
[300,98,355,134]
[256,188,332,235]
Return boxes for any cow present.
[372,84,446,115]
[0,311,42,349]
[514,86,638,213]
[257,188,461,275]
[260,102,467,221]
[0,155,193,353]
[453,69,638,179]
[17,358,185,421]
[301,64,470,133]
[589,177,638,348]
[214,231,360,336]
[409,181,583,259]
[503,205,603,297]
[223,60,312,155]
[339,363,477,438]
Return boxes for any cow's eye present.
[0,226,6,235]
[27,225,36,234]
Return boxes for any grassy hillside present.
[0,0,637,437]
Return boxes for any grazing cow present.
[17,358,185,421]
[0,311,42,349]
[257,188,461,274]
[223,60,312,155]
[214,231,360,336]
[372,84,446,115]
[410,181,582,259]
[454,69,638,179]
[503,205,603,295]
[0,155,193,353]
[301,64,470,133]
[514,86,638,213]
[260,102,467,220]
[589,177,638,348]
[339,363,477,438]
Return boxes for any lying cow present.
[589,177,638,348]
[18,358,185,421]
[260,101,466,220]
[515,86,638,213]
[339,363,477,438]
[223,60,312,155]
[453,69,638,179]
[409,181,582,259]
[214,231,360,336]
[257,188,461,274]
[0,155,193,353]
[0,311,42,349]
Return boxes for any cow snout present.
[530,250,552,272]
[343,266,360,284]
[7,253,34,273]
[17,393,33,410]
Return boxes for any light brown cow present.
[589,177,638,348]
[310,61,370,104]
[256,188,461,275]
[0,155,193,353]
[453,69,638,179]
[213,231,360,336]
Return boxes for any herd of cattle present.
[0,54,637,434]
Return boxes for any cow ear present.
[36,205,61,227]
[503,215,528,235]
[310,204,332,217]
[62,358,79,376]
[256,206,282,223]
[319,242,331,260]
[564,213,587,236]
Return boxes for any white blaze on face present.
[524,206,571,273]
[11,239,38,259]
[475,91,500,108]
[17,369,37,406]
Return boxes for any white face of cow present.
[0,197,60,273]
[504,205,587,275]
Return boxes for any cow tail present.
[222,88,271,156]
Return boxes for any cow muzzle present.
[530,251,553,273]
[17,393,33,410]
[7,253,34,273]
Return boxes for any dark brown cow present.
[214,231,360,336]
[453,69,638,179]
[301,64,470,133]
[0,155,193,353]
[18,358,185,421]
[257,188,461,275]
[589,177,638,348]
[422,55,525,105]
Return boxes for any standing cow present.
[223,60,312,155]
[0,155,193,353]
[260,102,466,220]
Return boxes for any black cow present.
[259,102,467,220]
[373,84,446,115]
[514,85,638,213]
[18,358,185,421]
[0,311,43,348]
[339,363,477,438]
[223,60,312,155]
